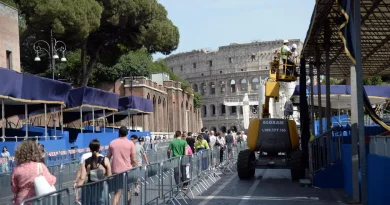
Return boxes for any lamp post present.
[121,71,138,130]
[33,30,67,80]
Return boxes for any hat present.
[119,126,128,137]
[292,44,297,49]
[283,39,289,43]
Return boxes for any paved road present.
[187,169,348,205]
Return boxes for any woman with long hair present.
[76,139,111,204]
[11,141,56,205]
[1,146,10,173]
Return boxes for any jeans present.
[174,166,187,186]
[197,148,208,171]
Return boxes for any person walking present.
[167,131,188,188]
[11,141,56,205]
[76,139,112,204]
[130,135,149,196]
[1,146,10,173]
[107,126,137,205]
[186,132,195,154]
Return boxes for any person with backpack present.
[76,139,112,204]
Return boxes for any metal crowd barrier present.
[308,127,343,176]
[5,141,245,205]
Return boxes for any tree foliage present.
[320,77,344,85]
[193,92,202,109]
[15,0,179,86]
[363,76,382,85]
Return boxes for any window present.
[171,67,173,72]
[209,60,213,67]
[193,63,196,68]
[220,71,223,74]
[251,55,256,61]
[229,57,233,63]
[241,69,243,71]
[181,65,183,70]
[6,50,12,69]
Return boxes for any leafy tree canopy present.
[15,0,179,85]
[363,76,382,85]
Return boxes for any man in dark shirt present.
[201,127,210,144]
[225,130,234,154]
[186,132,195,153]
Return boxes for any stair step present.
[299,179,312,187]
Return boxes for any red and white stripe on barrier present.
[0,146,109,163]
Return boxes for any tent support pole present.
[25,104,28,139]
[103,109,106,133]
[315,47,322,135]
[92,107,95,133]
[112,111,115,133]
[61,106,63,134]
[141,113,144,132]
[44,104,48,138]
[53,107,56,138]
[80,107,83,133]
[128,110,130,129]
[1,99,5,139]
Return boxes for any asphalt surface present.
[186,169,348,205]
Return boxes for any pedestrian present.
[76,139,112,204]
[186,132,195,154]
[201,127,210,145]
[195,134,209,171]
[11,141,56,205]
[107,126,137,205]
[130,135,149,196]
[167,131,188,189]
[225,130,234,161]
[215,131,226,163]
[1,146,10,173]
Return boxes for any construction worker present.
[281,39,294,76]
[290,44,299,76]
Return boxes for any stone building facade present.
[98,77,203,133]
[0,2,20,72]
[164,39,302,132]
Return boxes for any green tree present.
[0,0,17,7]
[363,76,382,85]
[321,77,343,85]
[113,50,153,78]
[16,0,179,86]
[193,92,202,109]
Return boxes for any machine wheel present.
[290,149,303,181]
[237,149,256,180]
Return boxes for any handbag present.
[33,163,56,196]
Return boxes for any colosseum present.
[164,39,302,133]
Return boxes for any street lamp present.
[33,30,67,80]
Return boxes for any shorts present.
[108,173,126,192]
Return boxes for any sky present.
[154,0,315,60]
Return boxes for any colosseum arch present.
[230,80,236,93]
[219,103,226,116]
[209,82,215,95]
[147,93,150,99]
[220,126,227,133]
[186,100,189,109]
[200,82,206,95]
[240,79,247,91]
[210,104,216,116]
[251,78,259,91]
[158,96,161,104]
[219,81,226,94]
[193,84,198,92]
[210,126,217,132]
[230,125,238,132]
[201,105,207,117]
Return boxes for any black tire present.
[290,149,303,181]
[237,149,256,180]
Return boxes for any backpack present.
[89,157,105,182]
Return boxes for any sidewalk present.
[187,169,349,205]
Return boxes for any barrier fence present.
[0,140,171,173]
[17,143,247,205]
